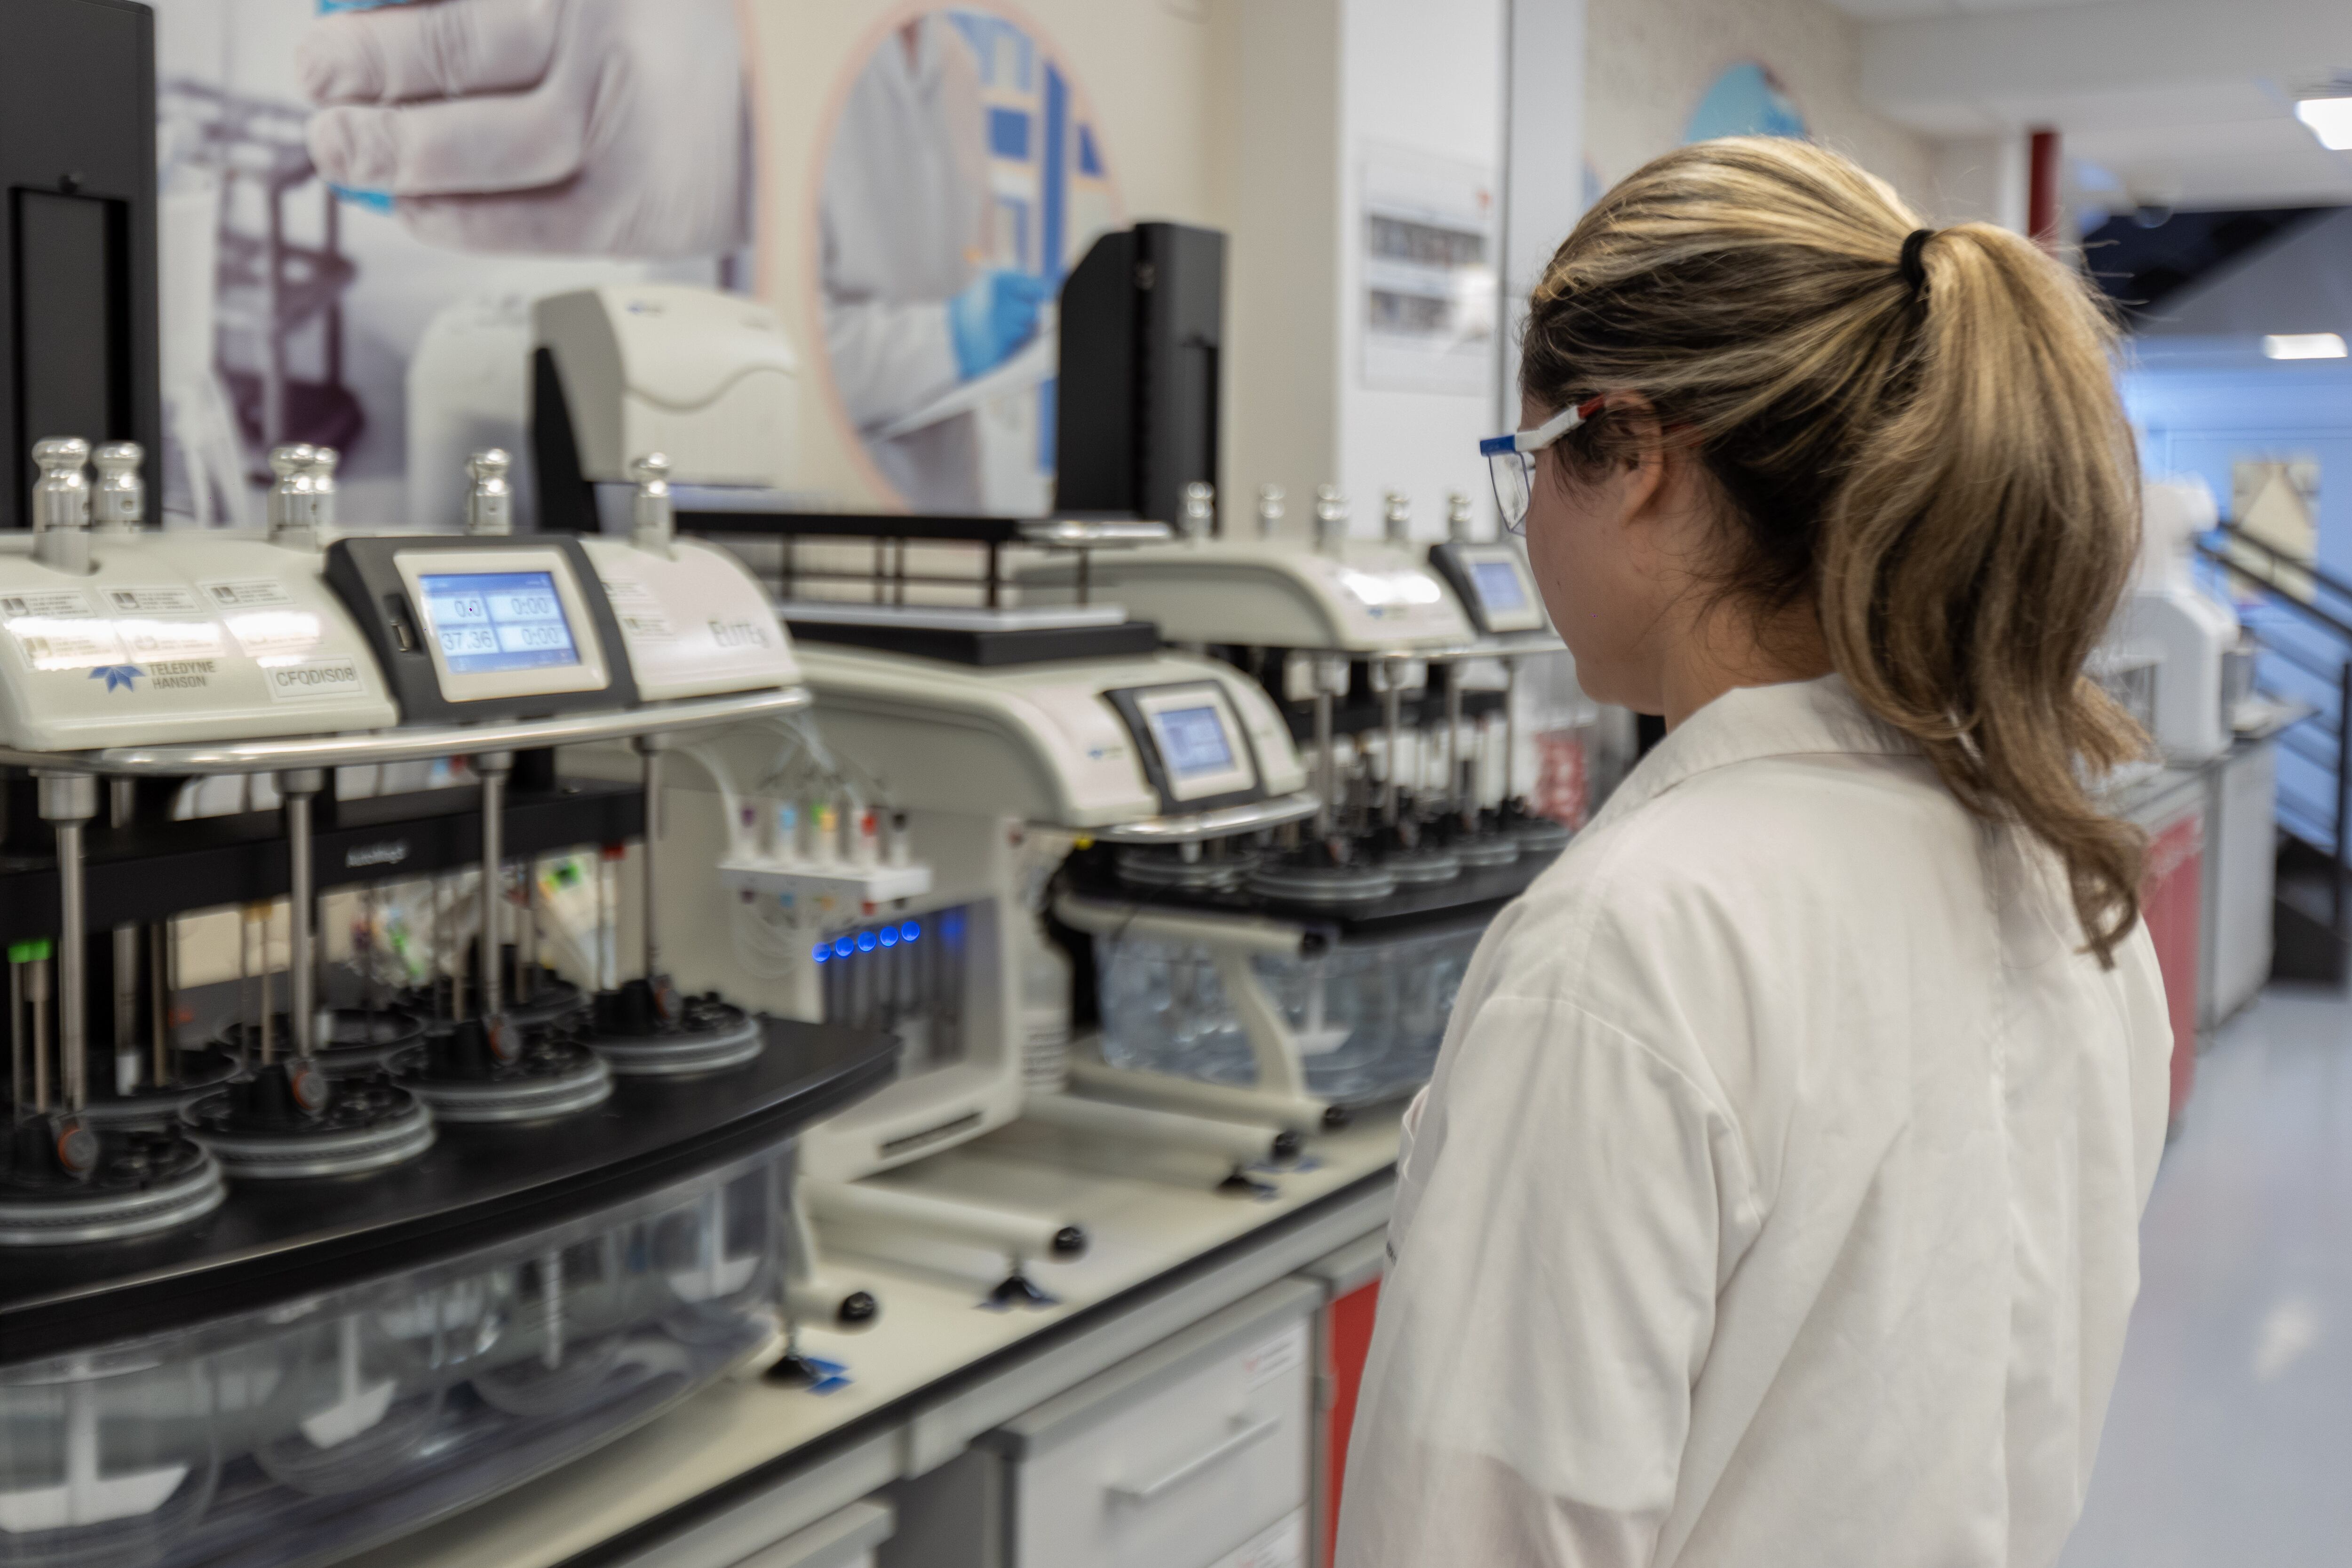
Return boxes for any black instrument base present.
[1452,831,1523,868]
[1114,846,1256,894]
[184,1069,436,1181]
[1246,846,1397,908]
[583,983,764,1077]
[399,1034,613,1124]
[1078,837,1558,939]
[0,1119,224,1246]
[1376,845,1462,886]
[785,613,1162,668]
[1,1017,895,1365]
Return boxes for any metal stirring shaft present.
[40,773,96,1112]
[281,771,323,1056]
[109,780,136,1091]
[636,739,666,985]
[476,752,512,1020]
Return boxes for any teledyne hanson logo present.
[89,664,143,692]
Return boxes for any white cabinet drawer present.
[1208,1509,1306,1568]
[731,1499,894,1568]
[983,1281,1319,1568]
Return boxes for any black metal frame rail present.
[0,777,642,944]
[691,512,1043,610]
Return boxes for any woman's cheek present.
[1526,511,1586,634]
[1528,513,1637,702]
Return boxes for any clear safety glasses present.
[1478,396,1605,535]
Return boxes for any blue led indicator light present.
[879,927,898,948]
[901,921,921,942]
[856,931,877,953]
[812,942,830,964]
[833,938,855,959]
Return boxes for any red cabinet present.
[1319,1277,1379,1568]
[1300,1234,1385,1568]
[2132,778,2207,1129]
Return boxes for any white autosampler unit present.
[529,284,810,536]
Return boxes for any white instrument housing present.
[793,646,1309,826]
[1019,538,1474,652]
[0,533,395,750]
[583,537,800,701]
[532,285,800,489]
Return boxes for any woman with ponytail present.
[1339,138,2170,1568]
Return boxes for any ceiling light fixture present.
[2294,94,2352,150]
[2263,333,2348,360]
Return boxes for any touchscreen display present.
[1472,559,1529,612]
[419,570,580,675]
[1153,705,1237,777]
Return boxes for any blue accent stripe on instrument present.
[1042,63,1068,286]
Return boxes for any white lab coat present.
[1336,675,2172,1568]
[820,17,991,513]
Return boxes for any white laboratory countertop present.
[341,1106,1406,1568]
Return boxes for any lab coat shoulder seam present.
[1471,987,1767,1225]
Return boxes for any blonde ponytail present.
[1523,137,2147,962]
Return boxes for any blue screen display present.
[1154,705,1235,776]
[1471,559,1528,612]
[419,571,580,675]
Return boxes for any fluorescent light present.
[2295,95,2352,149]
[2263,333,2348,360]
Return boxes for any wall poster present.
[145,1,1115,529]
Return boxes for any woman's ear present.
[1601,394,1670,523]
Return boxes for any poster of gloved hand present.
[816,10,1118,515]
[151,0,750,532]
[146,0,1117,530]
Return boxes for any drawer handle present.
[1110,1416,1283,1506]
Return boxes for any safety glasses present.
[1478,396,1605,535]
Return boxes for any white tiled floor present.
[2060,986,2352,1568]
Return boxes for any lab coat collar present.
[1588,675,1916,835]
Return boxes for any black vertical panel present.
[16,190,129,449]
[530,346,599,533]
[0,0,160,529]
[1051,227,1139,515]
[1051,221,1227,528]
[1135,221,1224,533]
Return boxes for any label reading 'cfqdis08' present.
[265,657,364,701]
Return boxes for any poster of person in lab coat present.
[147,0,751,531]
[816,10,1120,515]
